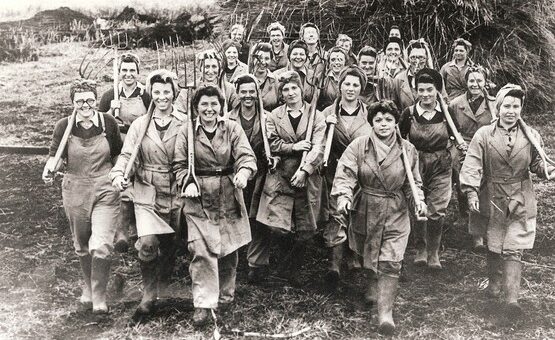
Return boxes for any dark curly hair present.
[367,100,400,125]
[191,85,225,117]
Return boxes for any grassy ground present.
[0,42,554,339]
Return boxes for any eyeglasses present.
[409,56,427,61]
[75,98,96,107]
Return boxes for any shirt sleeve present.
[102,114,123,159]
[98,90,114,113]
[49,118,69,157]
[398,107,411,138]
[141,91,151,109]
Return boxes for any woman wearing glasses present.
[42,79,123,314]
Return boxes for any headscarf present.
[415,68,443,91]
[452,38,472,51]
[278,71,303,94]
[146,69,179,100]
[495,83,525,111]
[339,66,368,92]
[267,22,286,36]
[287,40,309,60]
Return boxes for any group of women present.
[42,21,555,335]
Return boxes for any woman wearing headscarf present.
[321,66,372,287]
[335,34,357,66]
[256,70,326,287]
[221,39,248,83]
[449,66,493,250]
[317,46,348,110]
[274,40,318,103]
[110,70,186,320]
[43,79,122,314]
[460,84,555,320]
[398,68,460,270]
[173,85,257,326]
[267,22,289,72]
[332,100,426,335]
[249,43,281,111]
[440,38,473,101]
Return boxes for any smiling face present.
[340,75,362,102]
[338,38,352,52]
[290,47,307,69]
[498,96,522,126]
[281,82,302,106]
[358,55,376,76]
[269,30,284,47]
[385,42,401,62]
[255,51,271,72]
[151,82,174,111]
[389,28,401,39]
[73,91,97,119]
[329,51,346,74]
[302,27,319,45]
[197,95,221,125]
[203,58,220,83]
[238,82,257,108]
[119,61,138,87]
[417,82,438,106]
[466,71,485,97]
[409,47,427,73]
[230,27,244,42]
[453,45,468,62]
[372,111,396,139]
[224,46,239,66]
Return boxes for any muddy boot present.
[503,260,523,320]
[133,259,159,320]
[193,308,211,328]
[287,241,306,288]
[158,237,176,300]
[363,271,378,305]
[472,235,486,252]
[427,219,443,270]
[486,252,502,298]
[91,257,111,314]
[377,274,398,336]
[324,243,344,290]
[413,221,428,266]
[114,201,133,253]
[79,255,92,307]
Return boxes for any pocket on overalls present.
[62,178,88,208]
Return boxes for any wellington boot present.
[413,221,427,266]
[247,266,268,284]
[91,257,111,314]
[114,201,134,253]
[427,219,443,270]
[287,242,306,288]
[503,260,523,320]
[363,271,378,305]
[158,244,176,300]
[377,275,398,336]
[324,243,344,290]
[134,259,159,317]
[472,236,486,252]
[79,255,92,307]
[193,308,211,328]
[486,252,502,298]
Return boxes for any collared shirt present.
[75,110,100,128]
[286,104,305,132]
[153,109,180,127]
[118,82,145,98]
[339,102,361,116]
[415,101,442,121]
[194,115,226,134]
[497,120,519,156]
[466,92,484,114]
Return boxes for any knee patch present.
[136,235,160,262]
[378,261,401,277]
[91,244,112,259]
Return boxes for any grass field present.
[0,42,554,339]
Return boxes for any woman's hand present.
[292,140,311,152]
[112,175,129,191]
[42,157,62,185]
[233,171,249,189]
[547,166,555,180]
[468,199,480,213]
[416,200,427,219]
[290,170,307,188]
[325,114,337,125]
[110,99,121,110]
[338,199,351,215]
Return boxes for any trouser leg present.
[413,220,427,265]
[188,239,219,309]
[377,261,401,336]
[114,201,134,253]
[133,235,162,319]
[247,220,272,268]
[218,250,239,305]
[324,242,345,290]
[364,269,378,305]
[427,218,443,270]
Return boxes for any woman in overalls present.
[332,99,426,335]
[173,85,257,326]
[98,53,150,253]
[42,79,122,314]
[110,70,186,321]
[460,84,555,320]
[398,68,457,270]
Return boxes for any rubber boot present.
[427,219,443,270]
[79,255,92,307]
[486,252,502,298]
[158,236,176,300]
[114,201,133,253]
[91,257,111,314]
[363,270,378,305]
[503,260,523,320]
[287,241,306,288]
[377,274,398,336]
[413,221,428,266]
[133,259,159,319]
[324,243,344,290]
[193,308,211,328]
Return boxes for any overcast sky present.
[0,0,214,21]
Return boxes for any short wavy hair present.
[191,85,225,117]
[367,100,400,125]
[70,79,97,101]
[146,69,179,101]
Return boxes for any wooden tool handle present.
[123,102,154,180]
[50,107,77,173]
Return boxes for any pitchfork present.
[178,46,201,198]
[78,32,129,80]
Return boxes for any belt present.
[196,167,234,176]
[360,187,400,198]
[485,174,529,184]
[142,164,171,172]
